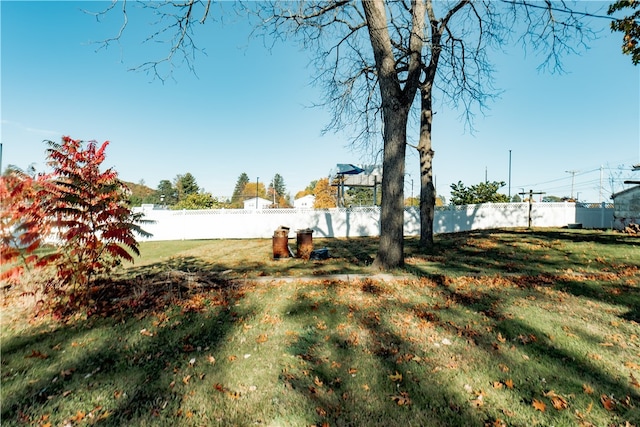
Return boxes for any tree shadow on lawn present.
[1,271,250,426]
[280,276,639,426]
[281,281,487,427]
[405,228,640,276]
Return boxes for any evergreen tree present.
[231,172,249,208]
[156,179,177,206]
[268,173,287,207]
[175,173,199,201]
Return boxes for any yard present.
[1,228,639,426]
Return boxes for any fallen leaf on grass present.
[389,371,403,382]
[532,399,546,412]
[26,350,49,359]
[630,373,640,388]
[625,361,640,370]
[207,355,216,364]
[498,364,509,373]
[582,384,594,394]
[182,375,191,385]
[600,394,616,411]
[71,411,86,422]
[470,395,484,407]
[314,376,324,387]
[140,329,154,337]
[256,334,268,344]
[547,394,568,410]
[391,391,411,406]
[492,381,503,389]
[504,379,514,389]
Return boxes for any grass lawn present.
[1,228,639,426]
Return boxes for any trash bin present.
[272,226,291,259]
[296,228,314,260]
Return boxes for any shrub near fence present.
[134,202,614,241]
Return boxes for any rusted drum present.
[272,226,291,259]
[272,236,290,259]
[296,228,314,260]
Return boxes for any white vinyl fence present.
[134,202,614,241]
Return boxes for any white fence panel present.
[134,203,614,242]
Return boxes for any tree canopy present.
[94,0,602,269]
[609,0,640,64]
[450,181,510,205]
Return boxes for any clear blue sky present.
[2,1,638,203]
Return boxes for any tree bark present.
[363,0,423,269]
[418,85,436,247]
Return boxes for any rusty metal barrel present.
[272,226,291,259]
[296,228,314,260]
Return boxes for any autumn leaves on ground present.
[1,229,639,426]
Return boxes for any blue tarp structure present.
[336,164,365,175]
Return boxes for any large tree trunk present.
[362,0,419,270]
[375,111,409,269]
[418,85,436,248]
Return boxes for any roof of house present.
[611,185,640,199]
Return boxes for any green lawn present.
[1,228,639,426]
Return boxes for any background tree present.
[267,173,288,207]
[241,182,268,203]
[124,180,156,206]
[173,192,223,210]
[348,187,379,206]
[0,166,52,284]
[313,178,338,208]
[295,180,318,200]
[174,172,199,202]
[450,181,510,205]
[608,0,640,64]
[231,172,250,208]
[156,179,177,206]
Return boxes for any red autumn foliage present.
[0,136,151,305]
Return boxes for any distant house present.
[611,185,640,229]
[243,197,273,210]
[294,194,315,209]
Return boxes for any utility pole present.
[565,170,578,199]
[519,189,546,229]
[599,165,604,203]
[508,149,512,200]
[256,177,259,209]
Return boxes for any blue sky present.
[2,1,638,203]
